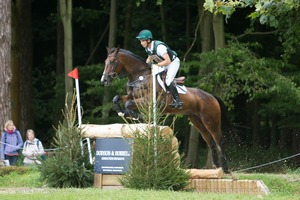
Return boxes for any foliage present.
[32,63,125,140]
[78,64,126,124]
[38,94,93,188]
[120,91,190,191]
[32,62,65,142]
[73,7,104,28]
[277,9,300,60]
[204,0,300,27]
[183,42,300,121]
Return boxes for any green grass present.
[0,167,299,200]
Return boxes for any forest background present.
[0,0,299,170]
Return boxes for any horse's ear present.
[116,46,120,54]
[106,46,110,54]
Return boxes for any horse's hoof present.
[118,112,125,117]
[125,117,139,121]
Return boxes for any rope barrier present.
[0,141,62,152]
[2,140,299,171]
[233,152,300,172]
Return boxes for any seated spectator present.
[22,129,45,166]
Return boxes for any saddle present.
[159,70,185,86]
[174,77,185,85]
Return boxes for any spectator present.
[22,129,45,166]
[0,120,23,166]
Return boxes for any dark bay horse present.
[101,47,229,173]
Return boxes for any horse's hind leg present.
[220,140,229,173]
[189,115,220,169]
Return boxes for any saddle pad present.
[157,75,187,94]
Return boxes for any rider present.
[136,29,183,109]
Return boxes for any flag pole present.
[68,68,92,164]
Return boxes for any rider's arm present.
[157,53,171,67]
[156,45,171,67]
[146,55,152,64]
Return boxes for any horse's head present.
[101,47,123,86]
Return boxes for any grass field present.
[0,167,299,200]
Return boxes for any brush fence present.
[81,124,269,195]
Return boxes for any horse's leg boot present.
[168,83,183,109]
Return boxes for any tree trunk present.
[212,13,225,49]
[200,0,216,169]
[11,1,20,129]
[270,115,277,147]
[108,0,117,48]
[185,0,191,50]
[0,0,12,129]
[11,0,33,135]
[200,11,213,52]
[60,0,73,106]
[102,0,118,122]
[56,1,64,75]
[160,4,167,42]
[185,126,200,167]
[185,0,214,168]
[123,0,133,49]
[252,100,260,146]
[279,128,288,150]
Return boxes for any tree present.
[123,0,134,49]
[204,0,300,28]
[185,0,226,169]
[59,0,73,106]
[100,0,118,123]
[108,0,117,48]
[11,0,33,134]
[0,0,12,128]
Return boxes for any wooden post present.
[94,174,103,189]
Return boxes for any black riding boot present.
[168,83,183,109]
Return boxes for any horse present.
[101,47,230,173]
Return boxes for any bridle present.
[103,53,120,80]
[102,48,151,86]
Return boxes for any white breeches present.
[165,57,180,86]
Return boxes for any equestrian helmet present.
[136,29,153,40]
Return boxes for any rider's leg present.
[165,59,183,109]
[167,82,183,109]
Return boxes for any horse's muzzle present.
[100,75,111,86]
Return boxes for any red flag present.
[68,68,79,79]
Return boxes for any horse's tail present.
[213,95,232,136]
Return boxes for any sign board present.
[94,138,132,174]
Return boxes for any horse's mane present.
[111,47,146,64]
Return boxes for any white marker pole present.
[152,64,158,164]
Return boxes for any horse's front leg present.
[113,95,129,117]
[124,97,145,120]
